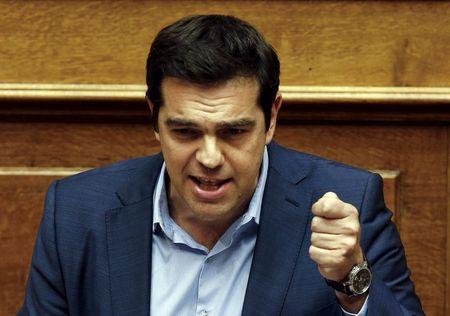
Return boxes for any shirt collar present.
[152,146,269,235]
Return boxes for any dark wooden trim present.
[2,84,450,123]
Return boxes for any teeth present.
[199,182,219,192]
[192,176,229,192]
[197,177,222,184]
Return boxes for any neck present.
[169,206,243,250]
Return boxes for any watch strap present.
[325,278,354,296]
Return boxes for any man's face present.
[153,77,281,226]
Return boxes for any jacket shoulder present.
[269,142,374,183]
[268,142,378,208]
[54,153,163,212]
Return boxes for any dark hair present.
[146,15,280,131]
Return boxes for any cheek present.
[230,147,264,181]
[161,141,194,172]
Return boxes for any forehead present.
[160,77,261,120]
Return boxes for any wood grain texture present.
[447,126,450,316]
[1,0,450,86]
[0,122,159,167]
[0,167,87,176]
[3,84,450,104]
[0,168,83,315]
[4,85,450,124]
[0,176,59,315]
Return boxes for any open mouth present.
[189,176,231,191]
[188,176,232,200]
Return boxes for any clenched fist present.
[309,192,364,282]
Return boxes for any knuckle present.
[345,222,360,235]
[352,222,360,234]
[322,200,334,213]
[311,232,317,244]
[309,245,314,257]
[311,217,320,231]
[311,202,319,214]
[348,205,359,217]
[339,239,349,251]
[346,238,357,251]
[324,191,338,199]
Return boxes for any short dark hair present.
[146,15,280,131]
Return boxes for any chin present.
[191,203,237,222]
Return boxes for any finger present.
[311,232,349,250]
[323,192,338,199]
[312,193,356,219]
[311,216,360,235]
[311,232,359,254]
[309,245,346,268]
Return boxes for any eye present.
[174,128,190,134]
[172,128,200,138]
[221,128,247,138]
[229,129,244,135]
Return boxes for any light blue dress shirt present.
[150,147,368,316]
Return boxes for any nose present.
[196,136,224,170]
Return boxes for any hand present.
[309,192,364,282]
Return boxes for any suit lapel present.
[242,144,313,316]
[106,197,153,316]
[106,154,162,316]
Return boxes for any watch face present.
[351,268,372,294]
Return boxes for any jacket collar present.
[106,154,163,316]
[115,153,164,206]
[242,142,314,315]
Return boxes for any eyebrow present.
[164,118,256,128]
[165,118,198,127]
[217,119,256,129]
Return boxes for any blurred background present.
[1,1,450,315]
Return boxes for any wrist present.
[336,291,368,314]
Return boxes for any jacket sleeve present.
[18,181,69,315]
[360,173,424,316]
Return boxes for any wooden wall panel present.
[1,0,450,87]
[0,122,159,167]
[447,128,450,316]
[0,175,63,316]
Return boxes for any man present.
[20,15,423,315]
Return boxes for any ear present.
[265,93,282,145]
[146,96,160,141]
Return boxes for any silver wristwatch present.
[325,260,372,296]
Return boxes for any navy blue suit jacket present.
[19,142,424,315]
